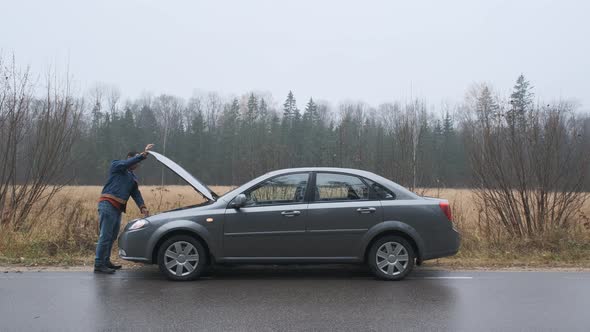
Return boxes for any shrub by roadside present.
[1,186,589,268]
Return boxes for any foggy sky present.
[2,0,589,109]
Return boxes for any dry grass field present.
[1,186,589,268]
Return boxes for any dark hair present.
[127,151,138,158]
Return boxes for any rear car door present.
[304,172,383,258]
[223,172,311,259]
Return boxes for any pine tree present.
[259,98,268,119]
[281,91,302,165]
[241,94,259,178]
[91,100,103,135]
[220,98,241,183]
[283,91,298,120]
[269,113,282,169]
[443,112,453,136]
[256,98,271,173]
[477,86,500,123]
[439,112,456,185]
[301,98,319,165]
[509,74,534,129]
[246,93,258,124]
[189,109,205,174]
[120,107,137,155]
[303,98,319,124]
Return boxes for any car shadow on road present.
[120,264,451,281]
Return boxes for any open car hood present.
[148,151,217,201]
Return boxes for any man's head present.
[127,151,140,170]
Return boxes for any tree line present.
[3,53,589,236]
[76,75,590,191]
[76,87,473,188]
[61,76,590,191]
[3,60,587,193]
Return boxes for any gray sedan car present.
[118,151,460,281]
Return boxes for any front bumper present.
[118,228,152,263]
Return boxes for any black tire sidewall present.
[368,235,415,281]
[158,235,206,281]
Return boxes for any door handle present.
[281,210,301,217]
[356,207,376,214]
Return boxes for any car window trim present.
[304,172,317,202]
[238,201,309,208]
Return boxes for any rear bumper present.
[422,228,461,260]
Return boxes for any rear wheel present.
[368,235,415,280]
[157,235,206,281]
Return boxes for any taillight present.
[439,201,452,221]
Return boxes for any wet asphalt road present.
[1,265,589,332]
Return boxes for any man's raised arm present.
[110,144,155,172]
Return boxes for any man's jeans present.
[95,201,122,267]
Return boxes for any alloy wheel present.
[375,241,409,276]
[164,241,200,277]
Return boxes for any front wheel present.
[368,235,415,280]
[157,235,206,281]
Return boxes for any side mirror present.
[230,194,247,209]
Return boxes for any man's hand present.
[141,207,150,217]
[141,143,155,157]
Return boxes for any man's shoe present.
[106,261,122,270]
[94,266,116,274]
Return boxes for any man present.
[94,143,154,274]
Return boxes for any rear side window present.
[364,178,395,200]
[314,173,368,201]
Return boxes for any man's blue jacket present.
[99,154,146,213]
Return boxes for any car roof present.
[264,167,378,177]
[218,167,419,201]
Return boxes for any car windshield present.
[217,172,273,200]
[217,185,241,200]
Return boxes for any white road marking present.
[412,276,473,279]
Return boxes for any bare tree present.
[152,94,183,185]
[462,81,589,237]
[204,92,222,131]
[0,56,82,230]
[107,85,121,118]
[378,100,427,190]
[185,95,203,133]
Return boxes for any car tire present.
[368,235,415,281]
[157,235,206,281]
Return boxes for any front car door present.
[222,172,311,260]
[304,172,384,259]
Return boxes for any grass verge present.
[1,186,590,269]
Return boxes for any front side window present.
[244,173,309,206]
[314,173,368,201]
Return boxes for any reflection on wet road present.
[1,265,589,331]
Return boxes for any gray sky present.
[2,0,589,109]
